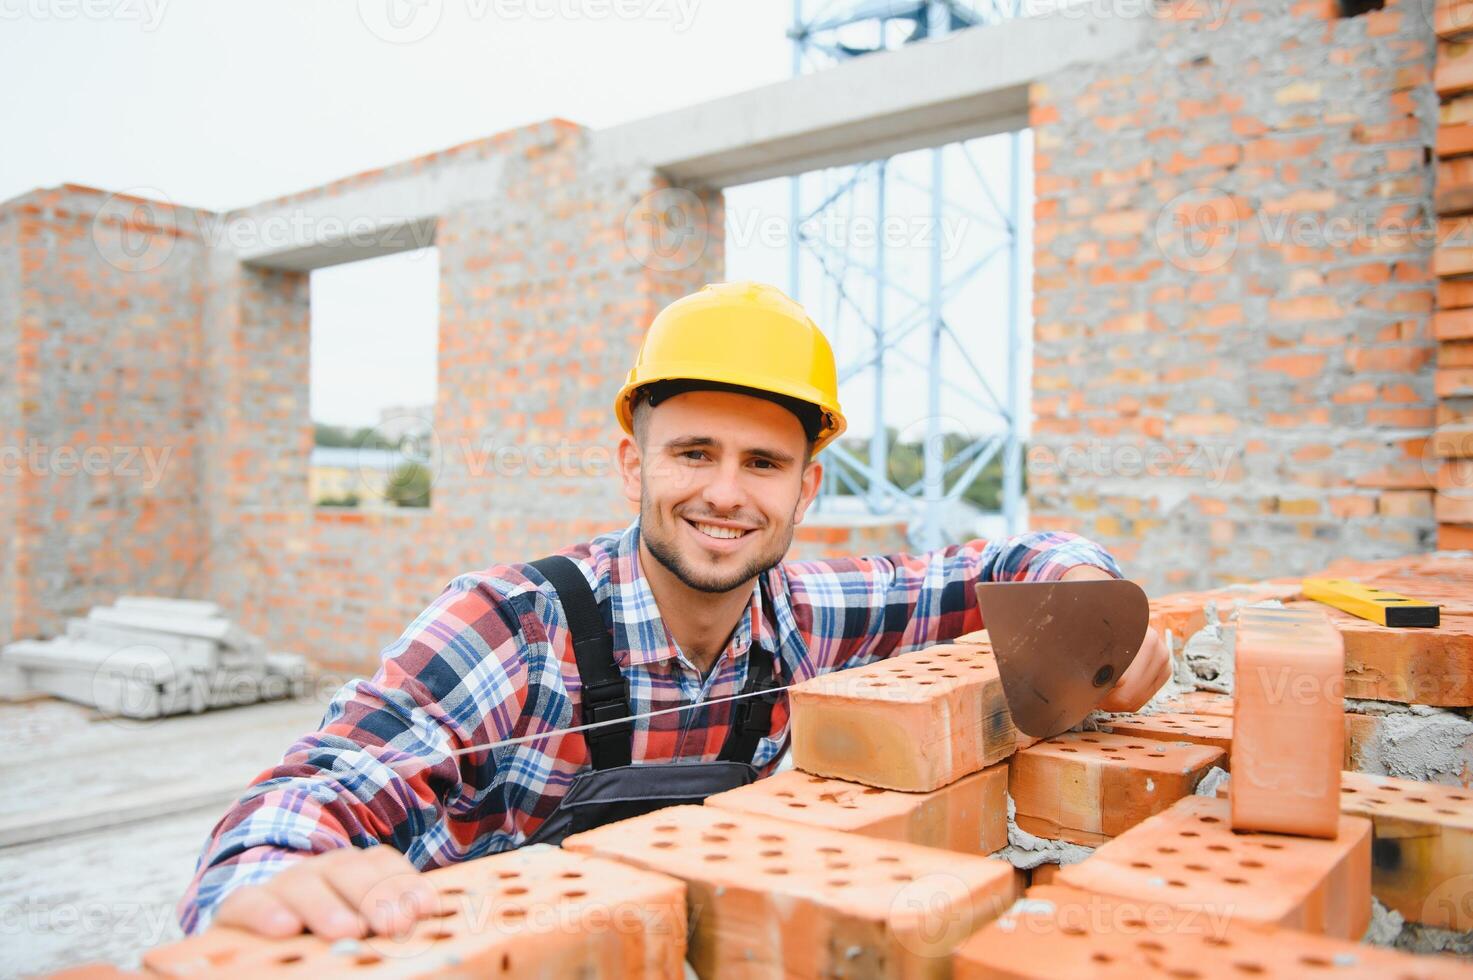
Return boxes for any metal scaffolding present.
[789,0,1028,549]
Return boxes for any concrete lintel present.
[234,156,506,271]
[591,11,1146,188]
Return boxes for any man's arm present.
[177,575,541,938]
[785,528,1123,673]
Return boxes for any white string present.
[437,681,802,761]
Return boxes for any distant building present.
[376,405,434,446]
[310,447,405,508]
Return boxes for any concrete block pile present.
[0,596,305,719]
[38,555,1473,976]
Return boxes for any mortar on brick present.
[1346,697,1473,784]
[994,793,1094,872]
[1367,897,1473,957]
[1193,765,1230,798]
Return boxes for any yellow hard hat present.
[615,281,847,456]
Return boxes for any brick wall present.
[0,199,20,643]
[1029,0,1440,593]
[201,122,726,673]
[0,186,212,639]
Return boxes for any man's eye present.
[750,458,776,470]
[680,450,707,461]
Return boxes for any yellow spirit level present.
[1301,578,1441,628]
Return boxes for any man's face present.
[618,389,823,594]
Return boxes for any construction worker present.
[179,281,1170,940]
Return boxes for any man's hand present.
[1059,564,1172,713]
[1097,625,1170,712]
[213,845,439,939]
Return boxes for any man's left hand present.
[1060,564,1173,713]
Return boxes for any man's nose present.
[700,460,747,514]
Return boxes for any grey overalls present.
[522,556,783,846]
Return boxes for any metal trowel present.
[974,579,1149,739]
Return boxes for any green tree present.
[827,429,1025,512]
[313,422,398,450]
[385,461,432,508]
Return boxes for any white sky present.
[3,0,1031,440]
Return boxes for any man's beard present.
[641,493,793,594]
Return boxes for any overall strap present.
[528,555,632,770]
[717,648,781,765]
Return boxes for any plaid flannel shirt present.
[178,519,1120,932]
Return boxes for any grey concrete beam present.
[231,156,505,271]
[590,10,1146,188]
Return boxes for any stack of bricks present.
[42,558,1473,976]
[1309,552,1473,788]
[1439,1,1473,548]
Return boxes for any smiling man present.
[179,281,1170,941]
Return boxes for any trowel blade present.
[975,579,1149,739]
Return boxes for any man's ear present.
[617,434,642,508]
[792,458,823,524]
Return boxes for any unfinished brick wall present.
[0,186,212,640]
[1432,1,1473,545]
[1029,0,1440,593]
[0,201,20,643]
[198,122,726,672]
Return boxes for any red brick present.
[953,883,1468,979]
[1010,731,1224,846]
[563,804,1017,976]
[789,643,1019,791]
[1441,39,1473,98]
[1158,690,1235,717]
[1289,600,1473,707]
[1440,0,1473,40]
[1434,421,1473,458]
[1232,607,1344,838]
[1437,366,1473,397]
[703,764,1009,856]
[1340,771,1473,930]
[1057,796,1372,938]
[1380,490,1436,518]
[141,844,686,977]
[1096,712,1233,758]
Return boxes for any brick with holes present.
[563,804,1018,978]
[704,763,1009,855]
[1056,796,1372,938]
[1157,690,1234,718]
[1340,771,1473,930]
[1287,600,1473,707]
[789,643,1020,791]
[953,884,1470,979]
[1009,731,1225,846]
[1232,606,1344,838]
[1093,713,1233,759]
[139,844,686,978]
